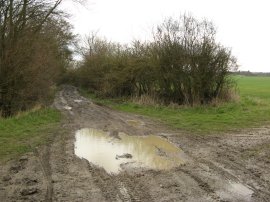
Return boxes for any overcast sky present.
[61,0,270,72]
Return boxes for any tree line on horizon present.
[232,71,270,77]
[0,0,237,117]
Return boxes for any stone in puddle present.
[115,153,133,160]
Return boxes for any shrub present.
[71,14,237,105]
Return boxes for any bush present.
[70,14,237,105]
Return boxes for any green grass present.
[0,108,61,161]
[83,75,270,134]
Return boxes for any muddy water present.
[74,128,186,174]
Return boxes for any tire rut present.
[33,145,53,202]
[216,157,270,201]
[117,174,153,202]
[87,163,153,202]
[176,168,221,201]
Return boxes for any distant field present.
[0,109,61,161]
[235,75,270,99]
[85,75,270,134]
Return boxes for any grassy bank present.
[0,108,61,161]
[83,75,270,134]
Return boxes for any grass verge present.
[81,75,270,134]
[0,108,61,161]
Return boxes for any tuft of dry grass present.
[15,104,43,118]
[210,88,240,107]
[131,94,163,106]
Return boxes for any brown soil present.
[1,85,270,202]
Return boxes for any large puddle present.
[74,128,186,174]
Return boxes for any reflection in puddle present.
[74,128,186,174]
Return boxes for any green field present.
[85,76,270,134]
[236,76,270,99]
[0,109,61,161]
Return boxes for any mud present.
[0,85,270,201]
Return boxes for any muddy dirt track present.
[1,86,270,202]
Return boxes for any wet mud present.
[0,85,270,201]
